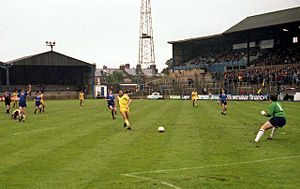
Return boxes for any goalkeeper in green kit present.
[255,95,286,142]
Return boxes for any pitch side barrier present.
[169,94,268,101]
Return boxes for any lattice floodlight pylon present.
[138,0,155,67]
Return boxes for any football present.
[261,110,266,116]
[158,126,165,132]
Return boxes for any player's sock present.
[111,111,115,119]
[125,119,130,126]
[269,127,276,139]
[34,109,37,114]
[255,129,265,142]
[123,122,127,127]
[126,120,131,130]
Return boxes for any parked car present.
[147,92,163,100]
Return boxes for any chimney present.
[136,64,142,75]
[125,64,130,69]
[150,64,157,75]
[119,64,125,70]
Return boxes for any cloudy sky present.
[0,0,299,71]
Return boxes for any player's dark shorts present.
[5,101,10,106]
[19,102,27,108]
[221,101,227,105]
[35,102,41,107]
[269,117,286,128]
[108,104,115,108]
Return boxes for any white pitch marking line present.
[122,154,300,189]
[122,173,182,189]
[125,154,300,175]
[13,127,58,135]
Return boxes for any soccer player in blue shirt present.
[106,90,117,119]
[219,88,228,115]
[18,84,31,122]
[34,91,42,114]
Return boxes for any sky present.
[0,0,300,71]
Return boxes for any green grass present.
[0,99,299,189]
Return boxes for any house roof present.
[124,68,137,76]
[96,68,126,77]
[142,68,155,76]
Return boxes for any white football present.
[261,110,266,116]
[158,126,165,132]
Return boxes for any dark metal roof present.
[169,6,300,44]
[168,34,223,44]
[5,52,46,64]
[224,6,300,34]
[5,51,93,67]
[0,61,6,68]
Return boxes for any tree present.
[165,58,174,69]
[161,58,173,74]
[106,71,124,83]
[132,76,144,84]
[161,68,170,75]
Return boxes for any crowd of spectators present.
[250,46,300,66]
[190,50,247,65]
[188,45,300,67]
[224,65,300,85]
[214,50,246,63]
[184,45,300,88]
[223,45,300,86]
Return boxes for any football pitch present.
[0,99,299,189]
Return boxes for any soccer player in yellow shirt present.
[40,91,45,112]
[12,90,18,108]
[191,89,198,107]
[117,90,132,130]
[11,108,21,120]
[79,90,84,107]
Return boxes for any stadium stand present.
[161,6,300,96]
[0,51,95,99]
